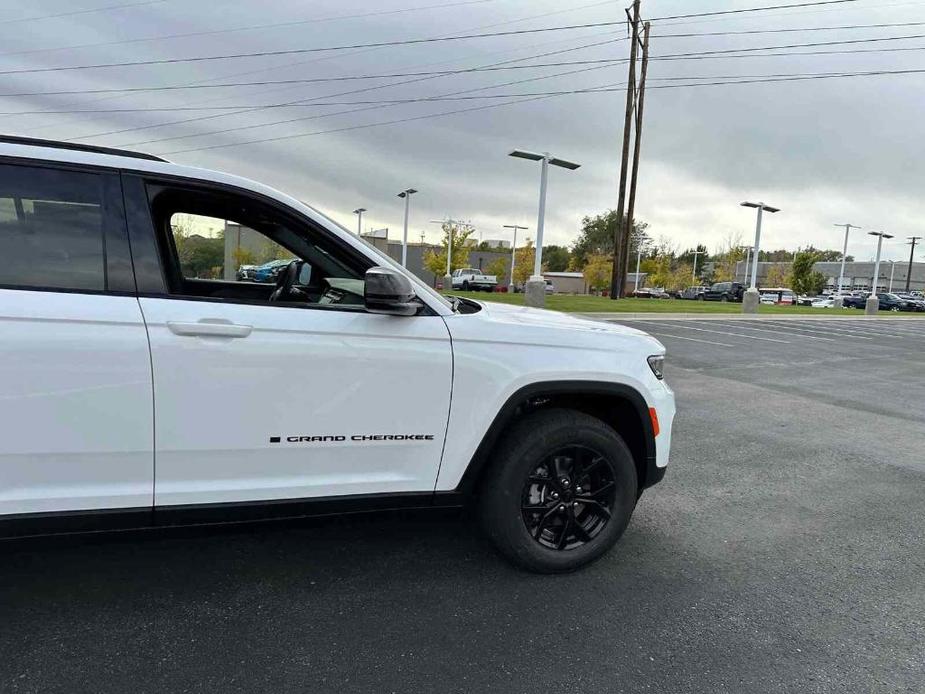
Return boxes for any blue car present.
[253,259,295,283]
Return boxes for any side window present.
[148,185,370,308]
[0,164,108,291]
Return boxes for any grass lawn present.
[443,291,892,315]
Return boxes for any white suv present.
[0,137,674,573]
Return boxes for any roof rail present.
[0,134,167,163]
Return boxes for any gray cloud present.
[2,0,923,262]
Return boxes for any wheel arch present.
[453,381,658,497]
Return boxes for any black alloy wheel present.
[521,446,617,551]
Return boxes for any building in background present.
[543,271,587,294]
[733,260,925,292]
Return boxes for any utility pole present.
[906,236,922,291]
[833,223,860,308]
[609,0,641,300]
[621,19,651,295]
[503,224,529,293]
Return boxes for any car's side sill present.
[0,491,468,540]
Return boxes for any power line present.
[71,35,623,142]
[119,61,619,148]
[0,59,629,99]
[0,0,165,25]
[0,21,631,77]
[89,33,925,145]
[658,20,925,37]
[8,22,925,100]
[13,1,617,138]
[155,66,925,156]
[13,68,925,114]
[0,0,497,57]
[648,0,861,22]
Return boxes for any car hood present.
[449,298,662,352]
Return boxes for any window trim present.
[123,172,437,316]
[0,157,133,296]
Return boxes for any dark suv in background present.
[703,281,746,302]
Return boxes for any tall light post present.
[634,242,646,293]
[397,188,418,268]
[691,249,705,283]
[430,218,467,291]
[503,224,528,293]
[352,208,366,237]
[833,223,861,307]
[888,260,897,292]
[741,246,753,285]
[866,231,893,315]
[740,201,780,313]
[509,149,580,307]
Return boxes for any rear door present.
[0,161,153,517]
[123,176,453,508]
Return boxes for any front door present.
[128,179,453,507]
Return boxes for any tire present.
[696,294,704,301]
[720,294,729,303]
[462,280,470,291]
[477,408,638,574]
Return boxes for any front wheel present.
[462,280,470,291]
[478,409,638,573]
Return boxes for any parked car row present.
[237,258,297,282]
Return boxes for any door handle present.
[167,320,252,338]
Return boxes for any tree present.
[571,209,648,268]
[583,254,612,294]
[423,221,475,279]
[485,257,508,285]
[512,240,535,286]
[172,215,223,278]
[791,250,827,295]
[543,245,570,272]
[711,232,746,283]
[765,263,792,288]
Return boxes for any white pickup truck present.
[451,267,497,292]
[0,136,674,573]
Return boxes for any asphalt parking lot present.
[2,317,923,694]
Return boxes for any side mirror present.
[364,266,419,316]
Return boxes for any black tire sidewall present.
[479,409,638,573]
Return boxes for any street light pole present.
[743,246,752,285]
[503,224,528,293]
[430,218,467,291]
[397,189,418,268]
[741,201,780,313]
[634,244,644,292]
[509,149,580,307]
[353,208,366,237]
[866,231,894,314]
[691,249,705,283]
[888,260,896,292]
[833,223,861,308]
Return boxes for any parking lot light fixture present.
[397,189,418,268]
[503,224,528,293]
[740,202,780,313]
[509,149,580,307]
[834,223,861,306]
[888,260,896,292]
[866,231,894,314]
[352,208,367,237]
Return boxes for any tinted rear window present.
[0,164,106,291]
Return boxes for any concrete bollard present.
[742,288,760,314]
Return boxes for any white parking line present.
[707,322,837,341]
[645,322,790,343]
[646,331,735,347]
[750,322,873,340]
[779,322,912,339]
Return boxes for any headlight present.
[647,354,665,380]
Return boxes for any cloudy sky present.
[2,0,924,261]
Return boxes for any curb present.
[573,312,925,321]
